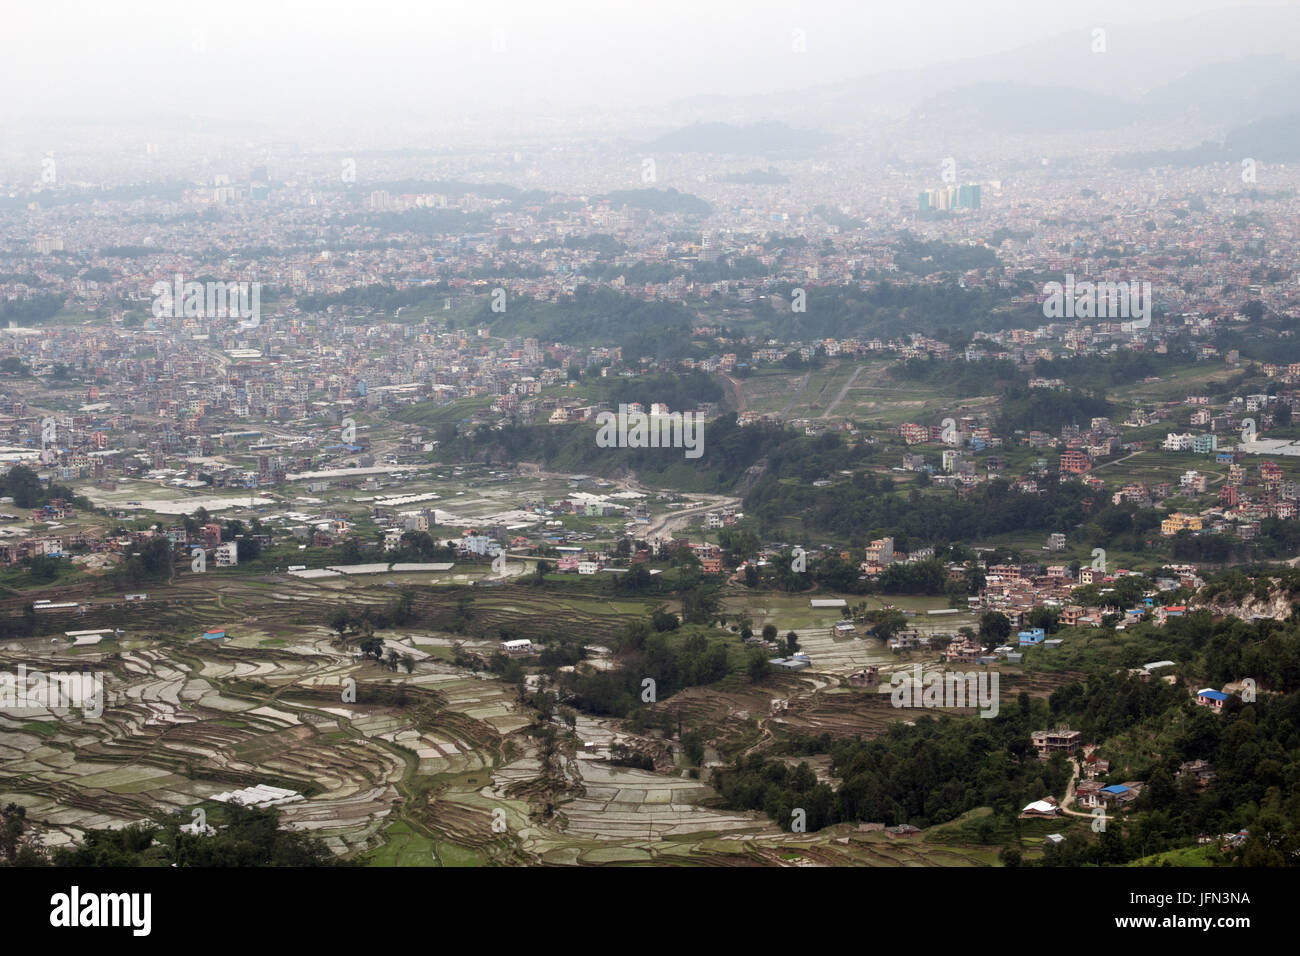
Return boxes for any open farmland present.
[0,563,1041,866]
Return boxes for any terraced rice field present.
[0,570,1028,866]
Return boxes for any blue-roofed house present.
[1018,628,1046,646]
[1099,782,1147,808]
[1197,688,1229,710]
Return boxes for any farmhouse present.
[1097,783,1142,808]
[1075,780,1106,808]
[1021,797,1062,818]
[1196,688,1228,710]
[943,634,982,663]
[847,667,879,687]
[1177,760,1215,787]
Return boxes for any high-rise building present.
[919,183,980,212]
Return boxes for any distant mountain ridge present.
[643,121,834,158]
[665,6,1300,130]
[1112,112,1300,168]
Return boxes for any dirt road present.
[822,365,864,419]
[632,494,742,542]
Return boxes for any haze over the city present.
[5,0,1298,145]
[2,0,1300,902]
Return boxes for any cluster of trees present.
[748,470,1095,545]
[758,547,966,600]
[890,235,1000,275]
[1040,664,1300,866]
[556,620,737,718]
[0,292,64,325]
[327,591,421,659]
[1060,596,1300,695]
[19,554,64,583]
[755,280,1018,340]
[119,537,174,583]
[714,693,1067,832]
[475,283,698,362]
[0,604,38,641]
[22,805,341,867]
[995,385,1115,434]
[598,188,712,217]
[1200,567,1300,605]
[1032,349,1191,389]
[432,412,786,494]
[1159,516,1300,566]
[888,356,1023,396]
[591,369,724,414]
[0,465,85,510]
[382,531,456,565]
[714,604,1300,865]
[0,804,45,866]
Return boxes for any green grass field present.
[365,821,438,866]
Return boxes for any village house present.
[1031,727,1082,759]
[1177,759,1215,787]
[943,634,983,663]
[1074,780,1107,809]
[847,666,879,687]
[1084,753,1111,779]
[1196,688,1229,710]
[1021,797,1062,818]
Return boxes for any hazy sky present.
[1,0,1288,131]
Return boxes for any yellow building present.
[1161,513,1204,536]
